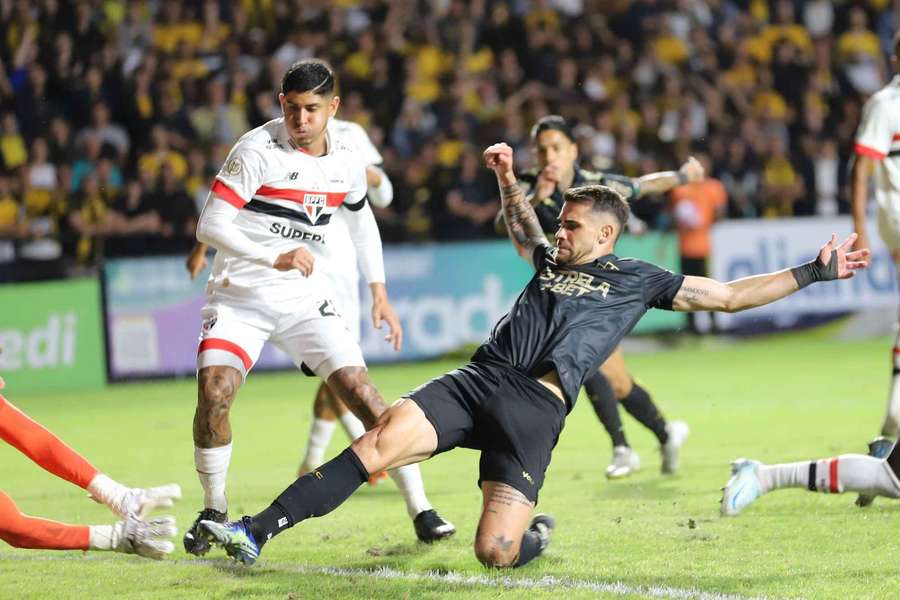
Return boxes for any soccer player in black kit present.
[198,142,870,568]
[499,115,706,480]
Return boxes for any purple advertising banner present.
[105,236,683,379]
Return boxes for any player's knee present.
[349,426,389,473]
[198,370,236,417]
[473,535,517,569]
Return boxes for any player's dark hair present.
[564,184,630,240]
[530,115,574,142]
[281,59,336,96]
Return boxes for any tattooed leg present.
[473,481,534,568]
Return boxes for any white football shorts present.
[196,293,365,380]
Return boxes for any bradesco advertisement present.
[0,278,105,393]
[710,217,896,329]
[105,235,685,378]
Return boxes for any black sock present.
[620,382,668,444]
[513,530,543,568]
[584,371,627,447]
[249,447,369,547]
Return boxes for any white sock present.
[758,455,900,497]
[883,327,900,436]
[87,473,129,512]
[832,455,900,498]
[301,419,337,471]
[194,443,232,513]
[388,464,432,519]
[339,411,366,441]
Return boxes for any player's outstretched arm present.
[671,233,870,313]
[484,143,545,259]
[633,156,704,197]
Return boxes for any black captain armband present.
[790,250,838,289]
[343,195,368,211]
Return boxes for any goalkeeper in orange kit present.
[0,375,180,558]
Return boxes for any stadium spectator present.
[0,173,22,282]
[75,102,130,162]
[668,154,727,333]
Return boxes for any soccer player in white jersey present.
[849,32,900,506]
[182,60,454,554]
[295,118,396,483]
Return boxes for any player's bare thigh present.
[349,398,438,474]
[599,344,633,398]
[194,366,243,448]
[473,482,534,568]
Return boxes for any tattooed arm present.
[672,233,870,312]
[484,143,546,259]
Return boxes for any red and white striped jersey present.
[202,117,372,302]
[854,75,900,213]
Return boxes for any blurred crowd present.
[0,0,896,280]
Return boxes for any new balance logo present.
[277,517,288,528]
[288,172,299,180]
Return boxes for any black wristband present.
[790,249,838,289]
[676,171,688,185]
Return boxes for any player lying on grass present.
[0,376,180,558]
[721,438,900,516]
[196,142,869,568]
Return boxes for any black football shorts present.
[407,360,566,503]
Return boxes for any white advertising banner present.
[710,217,897,329]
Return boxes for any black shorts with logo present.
[407,360,566,504]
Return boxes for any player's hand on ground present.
[483,143,515,180]
[679,156,704,183]
[372,298,403,351]
[186,245,208,280]
[274,247,315,276]
[113,515,178,560]
[818,232,870,279]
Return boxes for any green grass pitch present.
[1,327,897,599]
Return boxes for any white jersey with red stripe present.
[205,117,368,303]
[854,75,900,214]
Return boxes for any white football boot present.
[606,445,641,479]
[720,458,763,516]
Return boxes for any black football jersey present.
[473,243,684,410]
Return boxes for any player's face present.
[279,91,339,148]
[534,130,578,176]
[555,201,615,265]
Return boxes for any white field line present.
[0,553,788,600]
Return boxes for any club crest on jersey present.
[223,157,241,176]
[302,193,328,224]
